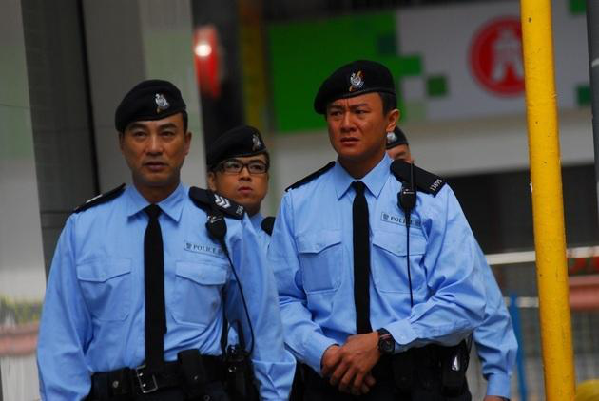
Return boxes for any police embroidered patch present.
[183,240,223,256]
[380,212,421,228]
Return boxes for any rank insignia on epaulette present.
[390,161,446,196]
[189,187,244,219]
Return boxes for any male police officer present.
[206,125,274,248]
[37,80,294,400]
[385,127,410,162]
[268,60,486,400]
[386,129,517,401]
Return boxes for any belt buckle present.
[135,365,159,393]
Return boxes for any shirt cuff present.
[486,372,512,399]
[303,333,337,374]
[251,358,297,401]
[384,318,418,352]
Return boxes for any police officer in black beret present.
[269,60,485,400]
[206,125,271,226]
[37,79,295,400]
[385,127,411,162]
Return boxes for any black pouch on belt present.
[440,339,470,393]
[178,349,208,397]
[224,344,259,401]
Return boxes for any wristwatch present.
[377,328,395,355]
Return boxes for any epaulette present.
[73,183,126,213]
[390,160,446,196]
[189,187,244,219]
[261,216,276,236]
[285,161,335,192]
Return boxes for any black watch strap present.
[377,328,391,336]
[377,328,395,354]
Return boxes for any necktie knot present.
[145,204,162,219]
[352,181,366,195]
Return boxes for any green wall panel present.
[268,12,403,133]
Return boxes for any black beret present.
[206,125,267,168]
[386,126,409,149]
[115,79,187,132]
[314,60,396,114]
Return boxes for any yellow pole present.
[520,0,575,399]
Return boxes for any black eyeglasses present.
[217,159,269,175]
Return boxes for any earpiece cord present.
[218,238,255,355]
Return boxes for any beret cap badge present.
[155,93,170,113]
[386,131,398,145]
[252,134,262,151]
[349,70,364,92]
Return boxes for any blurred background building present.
[0,0,596,399]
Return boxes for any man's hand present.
[329,332,380,394]
[320,344,341,377]
[484,396,508,401]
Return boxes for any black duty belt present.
[89,355,224,398]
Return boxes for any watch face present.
[378,335,395,354]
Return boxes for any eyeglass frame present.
[215,158,270,175]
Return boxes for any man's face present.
[119,112,191,195]
[387,144,413,162]
[207,154,269,216]
[326,92,398,166]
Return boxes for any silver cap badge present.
[155,93,170,113]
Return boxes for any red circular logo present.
[470,17,524,96]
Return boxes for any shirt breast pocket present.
[172,260,228,327]
[297,230,342,294]
[372,232,427,293]
[76,258,132,321]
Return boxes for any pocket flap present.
[76,258,131,282]
[297,230,341,254]
[175,261,227,285]
[373,232,426,257]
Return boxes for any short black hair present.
[379,92,397,115]
[182,111,188,132]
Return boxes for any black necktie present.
[144,204,165,372]
[352,181,372,334]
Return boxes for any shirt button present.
[111,380,119,389]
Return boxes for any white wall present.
[84,0,205,192]
[0,0,46,399]
[0,0,46,302]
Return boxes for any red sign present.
[470,17,525,96]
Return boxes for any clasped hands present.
[320,332,380,395]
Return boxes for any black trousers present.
[300,357,472,401]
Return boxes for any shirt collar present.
[125,182,186,222]
[333,154,392,200]
[249,212,263,231]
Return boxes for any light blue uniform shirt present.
[250,212,271,251]
[37,183,295,400]
[268,155,486,373]
[472,242,517,398]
